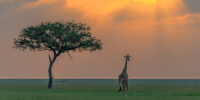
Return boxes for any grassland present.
[1,79,200,100]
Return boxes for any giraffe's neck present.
[122,58,128,73]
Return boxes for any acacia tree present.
[14,21,103,89]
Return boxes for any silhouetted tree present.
[14,21,103,89]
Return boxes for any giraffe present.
[118,54,131,95]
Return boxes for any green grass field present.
[1,80,200,100]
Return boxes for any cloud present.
[159,13,200,26]
[110,0,186,23]
[0,0,55,15]
[186,14,200,23]
[22,0,58,8]
[111,6,154,22]
[0,0,83,33]
[0,0,14,3]
[183,0,200,13]
[66,0,131,15]
[0,0,23,14]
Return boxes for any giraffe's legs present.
[118,79,123,92]
[118,86,122,92]
[122,80,128,96]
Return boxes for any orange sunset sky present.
[1,0,200,79]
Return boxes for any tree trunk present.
[48,62,53,89]
[48,55,57,89]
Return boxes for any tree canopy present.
[14,21,102,55]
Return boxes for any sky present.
[1,0,200,79]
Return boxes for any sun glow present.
[65,0,185,24]
[66,0,185,15]
[133,0,157,4]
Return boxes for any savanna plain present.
[1,79,200,100]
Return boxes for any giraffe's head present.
[124,54,131,61]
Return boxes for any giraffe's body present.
[118,54,130,94]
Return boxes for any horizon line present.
[1,78,200,80]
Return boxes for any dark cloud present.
[112,0,200,23]
[0,0,83,33]
[0,0,36,14]
[183,0,200,13]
